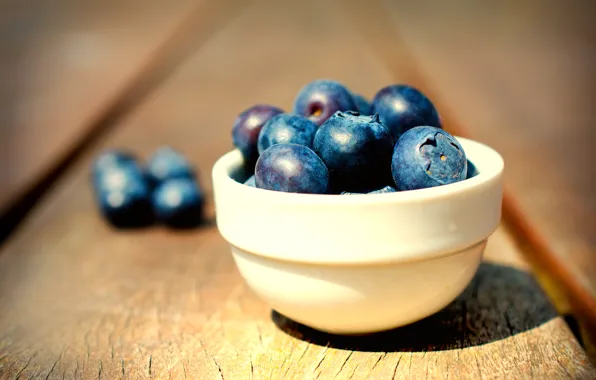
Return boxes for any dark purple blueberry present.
[392,126,467,191]
[352,94,372,115]
[257,113,318,154]
[152,178,204,228]
[341,185,397,195]
[255,143,329,194]
[146,147,195,185]
[371,84,441,140]
[466,159,478,179]
[93,162,153,228]
[293,79,357,126]
[232,104,284,165]
[313,111,394,193]
[244,175,256,187]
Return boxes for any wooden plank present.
[0,0,198,217]
[1,224,591,379]
[341,0,596,328]
[0,0,593,378]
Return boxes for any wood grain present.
[358,0,596,320]
[0,224,591,379]
[0,0,197,216]
[0,0,593,378]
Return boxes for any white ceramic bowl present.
[212,137,504,334]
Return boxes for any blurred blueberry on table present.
[255,143,329,194]
[371,84,441,140]
[352,93,372,115]
[313,111,394,193]
[152,177,204,228]
[257,114,318,154]
[93,159,144,192]
[232,104,284,165]
[392,126,467,191]
[92,149,137,178]
[244,175,256,187]
[293,79,357,126]
[146,146,195,185]
[92,162,153,228]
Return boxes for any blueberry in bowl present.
[255,143,329,194]
[351,93,372,115]
[368,185,397,194]
[257,114,318,154]
[341,185,397,195]
[244,175,256,187]
[313,111,394,193]
[371,84,442,140]
[392,126,467,191]
[212,135,504,334]
[232,104,284,166]
[466,159,479,179]
[293,79,357,126]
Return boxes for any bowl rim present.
[212,136,504,205]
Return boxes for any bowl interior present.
[217,137,502,204]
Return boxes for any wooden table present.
[0,0,594,378]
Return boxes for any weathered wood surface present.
[374,0,596,315]
[0,1,593,378]
[0,221,591,379]
[0,0,197,215]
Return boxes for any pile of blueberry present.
[232,79,471,195]
[91,147,204,228]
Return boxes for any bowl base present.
[230,240,486,334]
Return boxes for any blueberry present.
[93,160,145,192]
[93,163,153,228]
[369,185,397,194]
[371,84,441,140]
[352,94,372,115]
[341,185,396,195]
[92,149,137,179]
[313,111,394,193]
[152,178,204,228]
[466,159,478,179]
[257,114,318,154]
[293,79,357,126]
[391,126,467,191]
[255,143,329,194]
[244,175,256,187]
[232,104,284,165]
[146,147,194,185]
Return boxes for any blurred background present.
[0,0,594,331]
